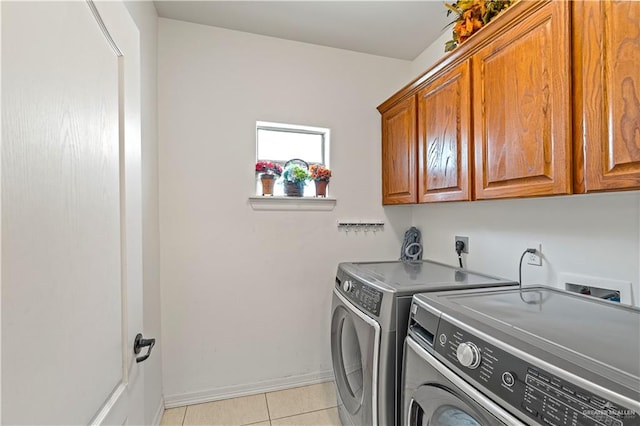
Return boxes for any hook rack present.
[337,221,384,233]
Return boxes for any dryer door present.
[331,289,381,425]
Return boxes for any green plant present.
[282,164,310,184]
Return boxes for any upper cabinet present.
[379,0,640,204]
[418,60,471,202]
[381,95,417,204]
[473,1,571,199]
[573,0,640,192]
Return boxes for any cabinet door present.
[473,1,571,199]
[573,0,640,192]
[381,96,417,204]
[417,60,471,202]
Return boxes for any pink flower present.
[255,161,283,176]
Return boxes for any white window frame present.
[255,121,330,169]
[250,121,335,211]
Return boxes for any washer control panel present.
[435,318,639,426]
[335,277,382,317]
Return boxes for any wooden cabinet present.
[379,1,571,204]
[380,61,471,205]
[473,1,572,199]
[379,0,639,204]
[573,0,640,192]
[381,96,417,204]
[417,60,471,202]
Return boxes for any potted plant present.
[309,164,332,197]
[444,0,515,52]
[281,159,311,197]
[255,161,283,196]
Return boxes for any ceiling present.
[153,1,453,61]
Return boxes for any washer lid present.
[339,260,516,295]
[415,287,640,390]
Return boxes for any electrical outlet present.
[527,242,542,266]
[455,236,469,254]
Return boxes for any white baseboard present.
[151,398,165,426]
[164,370,335,409]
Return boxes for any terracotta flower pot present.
[260,174,275,196]
[315,180,328,197]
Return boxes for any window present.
[256,121,330,197]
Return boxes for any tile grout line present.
[181,405,187,426]
[269,405,339,422]
[274,405,338,420]
[264,392,272,421]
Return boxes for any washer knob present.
[457,342,481,369]
[342,280,353,293]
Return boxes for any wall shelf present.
[249,196,336,211]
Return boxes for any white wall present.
[158,18,412,404]
[122,2,162,424]
[408,35,640,306]
[412,193,640,304]
[407,31,451,81]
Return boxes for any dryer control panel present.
[434,319,640,426]
[335,277,383,317]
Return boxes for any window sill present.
[249,196,336,211]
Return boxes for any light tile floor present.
[161,381,341,426]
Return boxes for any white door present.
[2,1,145,424]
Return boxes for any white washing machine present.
[330,260,517,426]
[403,286,640,426]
